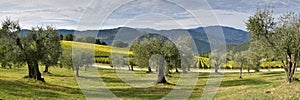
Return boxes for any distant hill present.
[21,26,250,53]
[227,42,250,53]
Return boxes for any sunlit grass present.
[1,66,300,99]
[0,67,84,100]
[61,41,132,55]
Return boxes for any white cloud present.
[213,9,250,30]
[0,0,92,29]
[1,0,300,31]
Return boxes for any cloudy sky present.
[1,0,300,31]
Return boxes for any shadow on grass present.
[109,87,174,99]
[94,74,177,99]
[221,79,271,87]
[44,73,74,77]
[101,77,124,83]
[259,72,285,78]
[0,79,82,99]
[101,76,177,86]
[78,87,173,99]
[0,75,9,78]
[197,73,210,78]
[260,71,283,76]
[77,76,125,84]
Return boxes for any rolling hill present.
[22,26,250,53]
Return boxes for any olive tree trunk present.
[131,65,134,71]
[27,61,34,78]
[157,61,167,83]
[283,51,297,83]
[215,64,219,73]
[239,65,243,79]
[147,67,152,73]
[33,60,44,81]
[75,66,79,77]
[27,60,44,82]
[43,64,49,73]
[175,68,179,73]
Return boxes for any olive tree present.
[72,49,94,77]
[232,51,249,79]
[131,37,154,73]
[161,40,180,74]
[0,32,12,68]
[0,18,61,82]
[41,26,62,73]
[209,49,226,73]
[246,8,300,83]
[131,35,180,83]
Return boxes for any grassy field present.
[1,66,300,100]
[61,40,132,64]
[0,67,84,100]
[2,41,293,99]
[61,41,132,56]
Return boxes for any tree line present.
[62,33,108,45]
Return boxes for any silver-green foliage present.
[131,35,180,73]
[0,18,61,81]
[246,7,300,83]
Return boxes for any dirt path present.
[92,64,300,73]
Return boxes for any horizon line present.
[20,25,247,32]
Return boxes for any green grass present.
[98,68,180,99]
[0,67,84,100]
[1,66,300,99]
[215,72,300,100]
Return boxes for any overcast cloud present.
[1,0,300,31]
